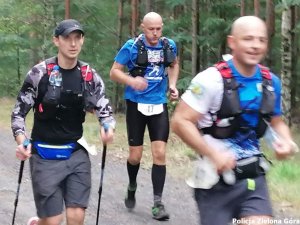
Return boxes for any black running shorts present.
[29,149,91,218]
[126,100,169,146]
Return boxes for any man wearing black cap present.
[54,19,84,37]
[11,19,116,225]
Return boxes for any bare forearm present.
[110,68,134,86]
[15,134,27,146]
[171,117,213,158]
[168,62,179,88]
[271,117,293,142]
[171,100,236,171]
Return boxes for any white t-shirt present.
[181,63,268,160]
[181,66,224,129]
[182,60,282,187]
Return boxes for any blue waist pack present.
[33,141,77,160]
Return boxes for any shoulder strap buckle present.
[258,64,271,80]
[215,61,232,78]
[45,57,58,76]
[80,64,93,82]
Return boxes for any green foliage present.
[176,76,193,93]
[73,0,118,74]
[165,0,187,8]
[270,161,300,181]
[267,159,300,207]
[210,0,240,19]
[277,0,300,9]
[0,0,300,110]
[167,100,178,115]
[0,0,119,97]
[0,76,20,97]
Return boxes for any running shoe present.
[124,183,137,209]
[27,216,39,225]
[152,202,170,221]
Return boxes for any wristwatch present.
[15,130,25,138]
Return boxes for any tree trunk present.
[131,0,138,37]
[173,4,184,72]
[192,0,200,76]
[117,0,125,49]
[291,5,299,111]
[265,0,275,66]
[145,0,153,13]
[113,0,126,113]
[254,0,260,17]
[240,0,245,16]
[200,0,210,70]
[65,0,70,19]
[281,3,292,125]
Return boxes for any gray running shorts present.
[194,175,273,225]
[29,149,91,218]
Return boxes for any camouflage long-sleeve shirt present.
[11,58,116,142]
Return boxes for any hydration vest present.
[201,61,276,139]
[34,57,98,121]
[129,37,176,77]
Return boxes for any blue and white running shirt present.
[114,34,177,104]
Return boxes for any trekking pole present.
[96,124,109,225]
[12,139,30,225]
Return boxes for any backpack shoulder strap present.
[214,61,232,78]
[135,38,146,62]
[161,37,174,50]
[78,60,93,82]
[132,35,145,54]
[214,61,239,91]
[45,57,58,75]
[35,57,57,111]
[258,64,272,80]
[161,37,169,47]
[161,37,176,67]
[214,60,242,118]
[258,64,273,95]
[130,36,148,73]
[136,38,144,49]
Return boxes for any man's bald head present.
[230,16,267,37]
[141,12,163,46]
[142,12,163,27]
[227,16,269,75]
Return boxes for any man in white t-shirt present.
[171,16,297,225]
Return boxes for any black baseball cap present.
[54,19,84,37]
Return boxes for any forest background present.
[1,0,300,214]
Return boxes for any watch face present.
[16,131,24,136]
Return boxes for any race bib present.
[137,103,163,116]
